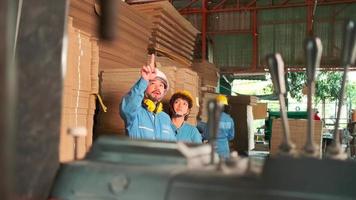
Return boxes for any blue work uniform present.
[216,112,235,158]
[196,121,208,141]
[120,78,176,141]
[172,122,202,144]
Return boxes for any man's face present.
[145,79,166,102]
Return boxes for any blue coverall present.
[172,122,202,144]
[216,112,235,158]
[120,78,176,141]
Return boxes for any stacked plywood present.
[60,18,99,162]
[131,1,200,66]
[270,119,323,157]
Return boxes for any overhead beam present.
[212,0,228,10]
[180,0,356,14]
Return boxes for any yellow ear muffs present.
[154,102,163,113]
[143,99,163,114]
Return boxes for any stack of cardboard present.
[191,60,219,124]
[131,1,200,66]
[96,68,141,135]
[199,92,220,123]
[192,60,220,93]
[252,103,268,120]
[98,1,151,70]
[60,18,99,162]
[270,119,323,157]
[69,0,151,70]
[69,0,99,37]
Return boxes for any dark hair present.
[169,93,193,109]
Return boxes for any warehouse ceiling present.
[167,0,356,75]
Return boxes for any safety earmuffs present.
[143,99,163,114]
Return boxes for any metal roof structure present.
[170,0,356,74]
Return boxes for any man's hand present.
[141,54,156,81]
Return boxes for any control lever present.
[303,37,322,157]
[266,54,296,156]
[207,100,222,164]
[327,20,356,159]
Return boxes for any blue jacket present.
[216,112,235,158]
[120,78,176,141]
[172,122,202,144]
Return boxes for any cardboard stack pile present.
[252,103,268,120]
[199,92,219,123]
[69,0,151,70]
[69,0,99,37]
[192,60,220,93]
[131,1,200,66]
[96,68,141,134]
[270,119,323,157]
[99,1,151,70]
[191,60,219,124]
[60,17,99,162]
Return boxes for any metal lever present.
[266,54,296,156]
[327,20,356,159]
[303,37,322,157]
[207,100,223,164]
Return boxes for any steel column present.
[201,0,207,60]
[251,5,258,71]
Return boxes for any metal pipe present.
[327,20,356,159]
[266,54,296,156]
[207,100,222,164]
[99,0,118,40]
[303,37,322,157]
[201,0,207,60]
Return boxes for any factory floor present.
[249,142,270,165]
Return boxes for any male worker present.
[120,54,176,141]
[215,95,235,158]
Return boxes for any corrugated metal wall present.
[182,3,356,70]
[259,7,306,68]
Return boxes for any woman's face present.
[173,98,189,116]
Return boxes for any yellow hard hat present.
[216,94,228,105]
